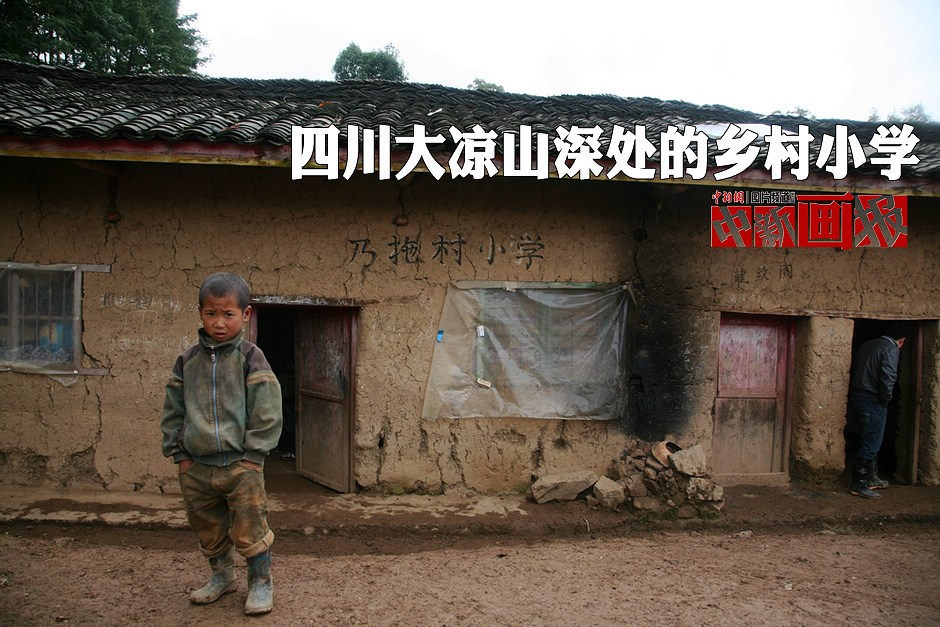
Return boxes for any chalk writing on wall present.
[731,263,795,285]
[99,292,198,312]
[348,234,545,269]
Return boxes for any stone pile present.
[529,442,725,518]
[606,443,724,517]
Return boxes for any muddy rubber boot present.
[190,547,237,604]
[849,462,882,500]
[244,550,273,615]
[867,460,889,490]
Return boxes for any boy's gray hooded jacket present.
[161,329,282,467]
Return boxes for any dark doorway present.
[846,319,919,484]
[253,306,297,461]
[250,304,358,493]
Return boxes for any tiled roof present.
[0,58,938,182]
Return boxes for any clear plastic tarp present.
[421,281,634,420]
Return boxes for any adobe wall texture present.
[0,156,938,493]
[921,320,940,485]
[791,317,855,479]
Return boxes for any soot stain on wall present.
[620,194,701,440]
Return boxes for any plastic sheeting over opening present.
[422,281,634,421]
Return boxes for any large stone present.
[686,477,724,502]
[669,444,707,477]
[624,473,647,498]
[592,476,626,508]
[531,470,599,504]
[632,496,661,511]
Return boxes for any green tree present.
[870,104,931,124]
[0,0,205,74]
[332,43,406,81]
[468,78,504,92]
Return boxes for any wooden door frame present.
[348,311,358,492]
[909,322,923,484]
[247,301,359,493]
[713,313,796,484]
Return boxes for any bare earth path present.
[0,522,937,625]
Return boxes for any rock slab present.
[531,471,599,504]
[592,476,625,508]
[669,444,707,477]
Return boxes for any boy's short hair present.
[199,273,250,310]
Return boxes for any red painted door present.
[295,307,357,492]
[712,315,792,475]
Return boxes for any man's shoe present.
[867,460,889,489]
[850,461,882,499]
[850,482,882,499]
[190,547,237,604]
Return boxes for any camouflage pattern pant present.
[178,461,275,559]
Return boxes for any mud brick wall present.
[1,156,938,492]
[791,316,855,479]
[920,320,940,485]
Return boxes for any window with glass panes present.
[0,263,109,374]
[0,266,79,369]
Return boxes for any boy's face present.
[200,293,251,342]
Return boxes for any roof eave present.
[0,135,291,167]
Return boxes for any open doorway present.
[251,303,358,494]
[846,319,921,484]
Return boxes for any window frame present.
[0,261,110,376]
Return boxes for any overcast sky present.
[178,0,939,123]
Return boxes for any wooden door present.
[295,307,357,492]
[712,315,792,476]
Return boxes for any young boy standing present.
[160,273,282,615]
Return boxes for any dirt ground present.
[0,520,937,625]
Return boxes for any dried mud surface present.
[0,521,937,625]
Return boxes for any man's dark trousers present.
[849,393,888,464]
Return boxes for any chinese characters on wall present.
[348,234,546,269]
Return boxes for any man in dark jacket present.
[846,324,907,499]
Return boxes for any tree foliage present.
[468,78,504,92]
[869,103,932,124]
[0,0,205,74]
[332,43,406,81]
